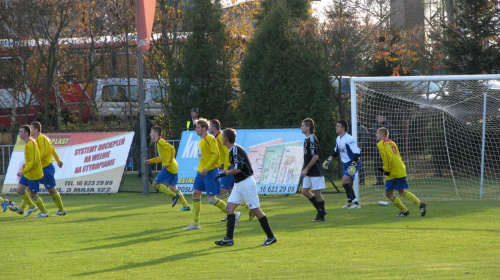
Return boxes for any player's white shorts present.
[227,176,260,209]
[302,176,326,191]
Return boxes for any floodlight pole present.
[138,53,149,194]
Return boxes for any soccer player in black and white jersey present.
[300,118,327,221]
[214,128,277,246]
[323,120,362,209]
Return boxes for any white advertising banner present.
[176,129,304,195]
[2,132,134,194]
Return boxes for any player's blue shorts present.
[19,176,41,193]
[155,169,178,186]
[41,164,56,189]
[385,177,410,192]
[219,166,234,189]
[342,160,362,180]
[193,169,220,196]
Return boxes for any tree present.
[239,0,333,145]
[169,0,235,138]
[144,0,185,136]
[440,0,500,74]
[0,0,75,130]
[65,0,111,129]
[314,0,379,120]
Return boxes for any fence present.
[0,145,13,176]
[125,139,180,174]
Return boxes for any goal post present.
[349,75,500,202]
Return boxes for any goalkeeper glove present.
[378,167,390,176]
[347,161,357,176]
[322,158,332,170]
[214,172,226,181]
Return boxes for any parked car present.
[0,82,91,127]
[93,78,166,121]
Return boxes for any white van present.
[94,78,166,121]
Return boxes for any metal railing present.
[125,140,180,173]
[0,145,14,176]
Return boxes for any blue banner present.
[176,129,304,194]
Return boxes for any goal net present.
[350,75,500,202]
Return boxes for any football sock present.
[20,192,35,208]
[226,214,235,239]
[258,216,274,239]
[33,196,47,213]
[21,189,31,210]
[20,198,27,210]
[317,200,325,216]
[213,198,227,214]
[402,191,420,205]
[51,191,65,212]
[193,198,201,226]
[308,196,319,209]
[175,189,189,207]
[390,196,408,212]
[157,184,176,197]
[220,193,230,202]
[343,183,356,201]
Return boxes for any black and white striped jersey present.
[228,144,254,183]
[303,134,322,176]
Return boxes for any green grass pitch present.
[1,174,499,279]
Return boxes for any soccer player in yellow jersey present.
[145,126,190,211]
[16,125,48,218]
[209,120,233,195]
[376,127,427,217]
[30,122,66,216]
[184,119,234,230]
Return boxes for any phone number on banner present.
[175,184,298,195]
[258,184,298,195]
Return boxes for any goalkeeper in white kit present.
[322,120,362,209]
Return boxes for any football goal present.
[349,75,500,202]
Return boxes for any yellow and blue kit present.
[22,138,43,180]
[377,139,406,180]
[148,138,179,174]
[197,134,219,173]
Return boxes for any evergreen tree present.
[239,0,333,144]
[441,0,500,74]
[169,0,235,137]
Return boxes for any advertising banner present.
[176,129,304,195]
[2,132,134,194]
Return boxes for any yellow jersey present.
[197,134,219,173]
[377,139,406,179]
[148,138,178,174]
[22,138,43,180]
[215,132,230,171]
[35,134,61,168]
